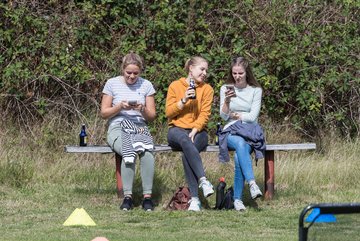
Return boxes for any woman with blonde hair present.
[101,52,156,211]
[165,56,214,211]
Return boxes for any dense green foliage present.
[1,0,359,137]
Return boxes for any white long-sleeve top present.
[219,84,262,130]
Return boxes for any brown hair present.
[184,56,208,73]
[227,57,261,88]
[121,52,143,72]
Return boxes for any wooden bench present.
[65,143,316,200]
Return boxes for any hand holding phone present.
[128,100,138,106]
[225,85,235,92]
[225,85,236,99]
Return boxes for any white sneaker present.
[199,179,214,198]
[234,199,246,211]
[250,183,262,199]
[188,197,201,211]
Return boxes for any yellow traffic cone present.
[63,208,96,226]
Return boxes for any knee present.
[234,142,248,153]
[234,163,241,171]
[179,138,193,149]
[141,151,154,162]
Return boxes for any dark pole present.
[299,203,360,241]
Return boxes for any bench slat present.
[64,143,316,153]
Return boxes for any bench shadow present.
[243,183,264,210]
[72,174,165,208]
[129,173,167,208]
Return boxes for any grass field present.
[1,123,359,241]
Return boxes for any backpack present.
[220,187,234,210]
[167,186,191,210]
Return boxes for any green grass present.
[0,183,301,241]
[1,123,360,241]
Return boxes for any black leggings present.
[167,127,208,198]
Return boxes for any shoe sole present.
[188,208,201,211]
[120,205,132,211]
[202,186,214,198]
[251,193,262,200]
[235,208,246,211]
[204,190,214,198]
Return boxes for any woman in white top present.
[219,56,263,211]
[101,52,156,211]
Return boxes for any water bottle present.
[215,177,226,209]
[215,122,221,145]
[79,124,87,146]
[189,78,196,99]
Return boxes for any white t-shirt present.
[102,76,156,127]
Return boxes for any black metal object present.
[299,203,360,241]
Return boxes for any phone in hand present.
[225,85,235,92]
[128,100,138,106]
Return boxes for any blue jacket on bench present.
[218,121,266,163]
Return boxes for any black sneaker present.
[120,196,133,211]
[142,197,154,211]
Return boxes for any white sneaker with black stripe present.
[188,197,201,211]
[249,183,262,199]
[199,179,214,198]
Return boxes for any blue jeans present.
[167,127,208,198]
[227,134,255,200]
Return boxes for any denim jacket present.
[218,121,266,163]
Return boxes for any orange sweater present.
[165,77,214,131]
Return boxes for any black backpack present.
[215,186,234,210]
[222,186,234,210]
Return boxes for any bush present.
[0,0,359,138]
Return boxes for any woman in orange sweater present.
[165,56,214,211]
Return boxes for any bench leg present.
[264,150,275,200]
[115,153,124,198]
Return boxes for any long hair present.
[227,57,261,88]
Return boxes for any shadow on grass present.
[243,183,264,210]
[131,173,167,207]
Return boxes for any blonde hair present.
[184,56,208,73]
[121,52,143,71]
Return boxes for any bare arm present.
[100,94,123,119]
[141,95,156,122]
[100,93,156,122]
[100,94,137,119]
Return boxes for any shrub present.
[0,0,359,138]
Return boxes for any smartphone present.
[225,85,235,92]
[128,100,138,106]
